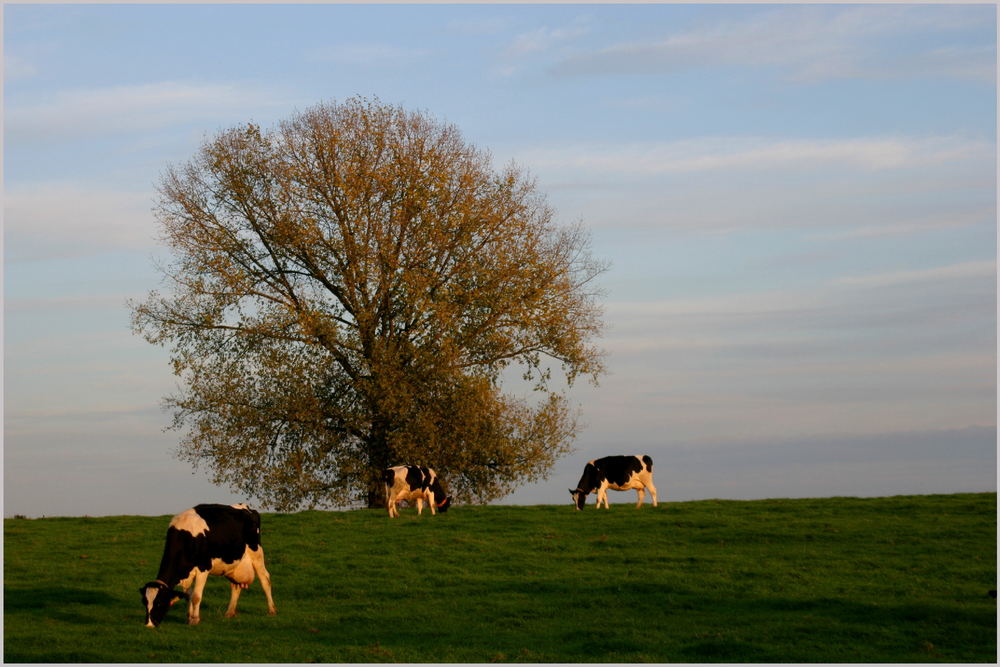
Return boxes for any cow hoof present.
[188,618,200,626]
[268,609,277,616]
[224,611,237,618]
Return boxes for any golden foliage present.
[131,97,606,509]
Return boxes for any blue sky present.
[4,3,996,517]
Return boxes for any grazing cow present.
[139,503,276,627]
[569,455,658,510]
[383,465,452,518]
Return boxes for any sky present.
[3,2,996,517]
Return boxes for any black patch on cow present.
[140,581,188,627]
[429,476,451,511]
[404,465,431,491]
[592,455,644,487]
[642,455,653,473]
[573,462,604,495]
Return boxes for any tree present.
[131,97,606,510]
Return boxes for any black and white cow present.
[383,465,452,518]
[569,455,658,510]
[139,503,276,627]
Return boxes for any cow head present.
[569,488,588,510]
[140,581,188,627]
[437,496,452,513]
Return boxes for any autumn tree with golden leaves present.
[132,98,606,510]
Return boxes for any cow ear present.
[568,489,575,494]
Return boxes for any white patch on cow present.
[145,587,158,613]
[230,503,249,510]
[209,546,257,585]
[177,567,198,590]
[169,508,209,537]
[143,586,159,627]
[606,476,644,492]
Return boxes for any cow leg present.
[187,570,210,625]
[225,583,243,618]
[386,487,396,518]
[597,487,609,509]
[428,492,437,516]
[250,546,277,615]
[415,497,424,515]
[635,487,645,508]
[648,481,658,507]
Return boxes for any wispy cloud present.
[593,267,995,445]
[6,81,281,142]
[494,15,592,77]
[552,5,994,83]
[811,207,995,241]
[604,258,996,356]
[834,260,996,288]
[506,19,591,57]
[4,182,156,261]
[505,132,993,236]
[515,135,992,175]
[4,54,37,80]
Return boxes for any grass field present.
[4,493,996,663]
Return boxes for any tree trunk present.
[364,418,393,508]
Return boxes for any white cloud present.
[591,267,995,445]
[4,182,157,261]
[552,5,994,83]
[607,257,995,317]
[4,55,37,80]
[834,260,996,288]
[506,20,591,57]
[810,207,994,241]
[504,133,993,237]
[495,15,592,77]
[514,136,992,176]
[6,81,281,143]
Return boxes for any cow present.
[569,455,658,510]
[139,503,276,627]
[383,465,452,518]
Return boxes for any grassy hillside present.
[4,494,996,663]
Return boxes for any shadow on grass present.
[5,585,118,621]
[4,648,104,663]
[670,594,996,662]
[4,587,119,662]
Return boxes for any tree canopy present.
[132,97,607,509]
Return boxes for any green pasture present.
[4,493,996,662]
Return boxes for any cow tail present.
[247,508,263,549]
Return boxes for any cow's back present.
[164,504,260,575]
[191,503,261,553]
[593,455,645,487]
